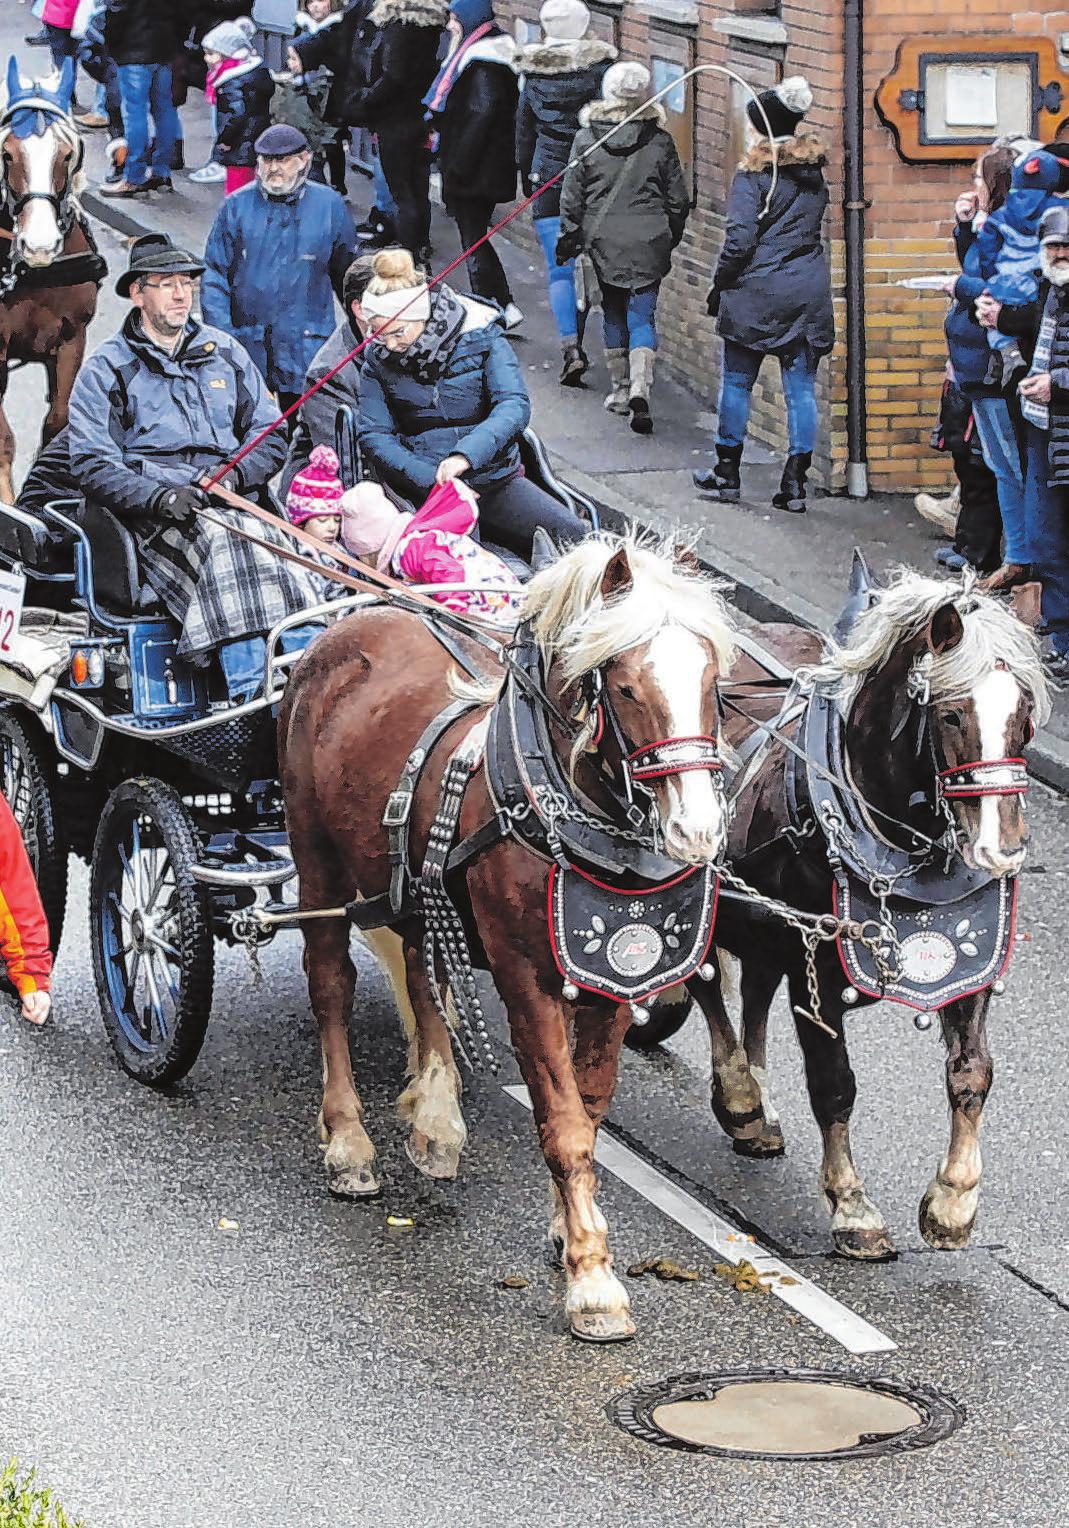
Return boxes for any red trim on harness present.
[938,757,1028,799]
[627,735,723,782]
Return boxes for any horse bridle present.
[0,98,83,235]
[906,655,1031,812]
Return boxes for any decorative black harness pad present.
[833,872,1016,1012]
[550,864,718,1003]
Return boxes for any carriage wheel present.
[624,989,695,1051]
[0,706,68,956]
[90,778,214,1087]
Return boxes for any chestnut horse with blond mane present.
[279,535,738,1341]
[0,60,103,503]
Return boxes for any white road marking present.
[502,1084,897,1355]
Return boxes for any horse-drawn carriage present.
[0,424,598,1087]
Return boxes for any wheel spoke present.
[147,934,181,961]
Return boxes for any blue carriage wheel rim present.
[98,806,183,1054]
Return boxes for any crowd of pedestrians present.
[921,138,1069,679]
[21,0,1069,682]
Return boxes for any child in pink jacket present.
[341,478,523,630]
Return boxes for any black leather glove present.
[152,484,207,525]
[555,234,580,266]
[706,285,721,318]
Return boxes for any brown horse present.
[696,564,1049,1259]
[0,60,100,503]
[279,536,738,1340]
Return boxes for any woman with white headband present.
[355,248,588,558]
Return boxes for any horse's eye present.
[942,710,962,730]
[618,684,636,702]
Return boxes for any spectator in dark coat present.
[201,124,358,413]
[283,252,377,494]
[425,0,520,322]
[557,62,688,438]
[355,248,586,557]
[343,0,448,257]
[1013,206,1069,679]
[515,0,615,385]
[100,1,185,195]
[202,20,274,194]
[694,77,834,514]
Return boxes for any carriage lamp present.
[69,646,105,688]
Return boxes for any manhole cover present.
[609,1369,965,1461]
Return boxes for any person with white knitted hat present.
[694,75,834,514]
[557,59,688,434]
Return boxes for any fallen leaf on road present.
[627,1256,700,1282]
[218,1218,239,1232]
[500,1274,529,1289]
[386,1215,414,1228]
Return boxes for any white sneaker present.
[914,485,961,536]
[188,162,226,184]
[503,301,524,331]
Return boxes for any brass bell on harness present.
[561,981,579,1001]
[698,963,717,982]
[914,1011,934,1032]
[630,1003,650,1024]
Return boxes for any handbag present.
[572,147,651,314]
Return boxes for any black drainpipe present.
[843,0,868,498]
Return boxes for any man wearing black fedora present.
[67,233,320,703]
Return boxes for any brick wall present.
[500,0,1069,492]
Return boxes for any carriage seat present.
[76,501,163,617]
[0,498,78,578]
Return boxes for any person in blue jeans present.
[99,2,184,197]
[557,62,688,434]
[694,77,834,513]
[515,0,615,387]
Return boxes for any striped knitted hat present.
[286,444,344,525]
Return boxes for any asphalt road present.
[0,86,1067,1528]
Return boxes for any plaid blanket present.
[142,508,322,662]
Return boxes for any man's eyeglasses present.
[144,276,198,295]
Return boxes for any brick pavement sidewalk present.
[77,96,1069,790]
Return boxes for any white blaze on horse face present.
[968,666,1026,877]
[17,129,63,266]
[646,624,727,864]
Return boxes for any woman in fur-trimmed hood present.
[694,77,834,516]
[515,0,617,386]
[557,61,689,436]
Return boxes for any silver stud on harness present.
[937,758,1029,800]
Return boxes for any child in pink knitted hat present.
[340,478,523,630]
[285,444,348,600]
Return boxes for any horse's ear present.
[927,601,965,655]
[600,546,633,600]
[57,57,75,111]
[6,56,20,105]
[530,527,558,574]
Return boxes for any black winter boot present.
[560,344,589,387]
[693,443,743,500]
[772,452,812,514]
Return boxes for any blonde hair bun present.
[370,248,420,288]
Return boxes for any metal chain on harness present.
[420,752,499,1076]
[716,862,900,1036]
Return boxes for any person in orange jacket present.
[0,794,53,1025]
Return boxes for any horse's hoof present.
[405,1132,461,1181]
[569,1309,637,1343]
[918,1191,975,1250]
[832,1225,897,1261]
[327,1164,381,1199]
[732,1123,787,1159]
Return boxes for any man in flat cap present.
[67,233,320,703]
[201,124,358,419]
